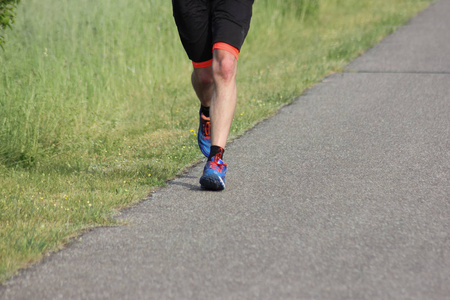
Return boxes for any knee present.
[213,53,237,83]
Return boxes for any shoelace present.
[210,155,226,172]
[201,117,211,138]
[210,160,225,172]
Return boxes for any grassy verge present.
[0,0,433,283]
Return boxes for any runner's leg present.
[192,66,213,108]
[210,49,238,149]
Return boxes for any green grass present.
[0,0,433,283]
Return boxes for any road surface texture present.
[1,1,449,299]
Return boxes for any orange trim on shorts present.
[193,59,213,69]
[213,42,240,61]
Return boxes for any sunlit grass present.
[0,0,433,282]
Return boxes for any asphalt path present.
[1,1,449,299]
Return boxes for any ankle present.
[208,146,224,161]
[200,105,210,118]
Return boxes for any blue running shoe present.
[199,156,227,191]
[198,111,211,157]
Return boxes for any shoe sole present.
[200,174,225,191]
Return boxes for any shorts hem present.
[213,42,240,60]
[193,59,213,68]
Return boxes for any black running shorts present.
[172,0,254,65]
